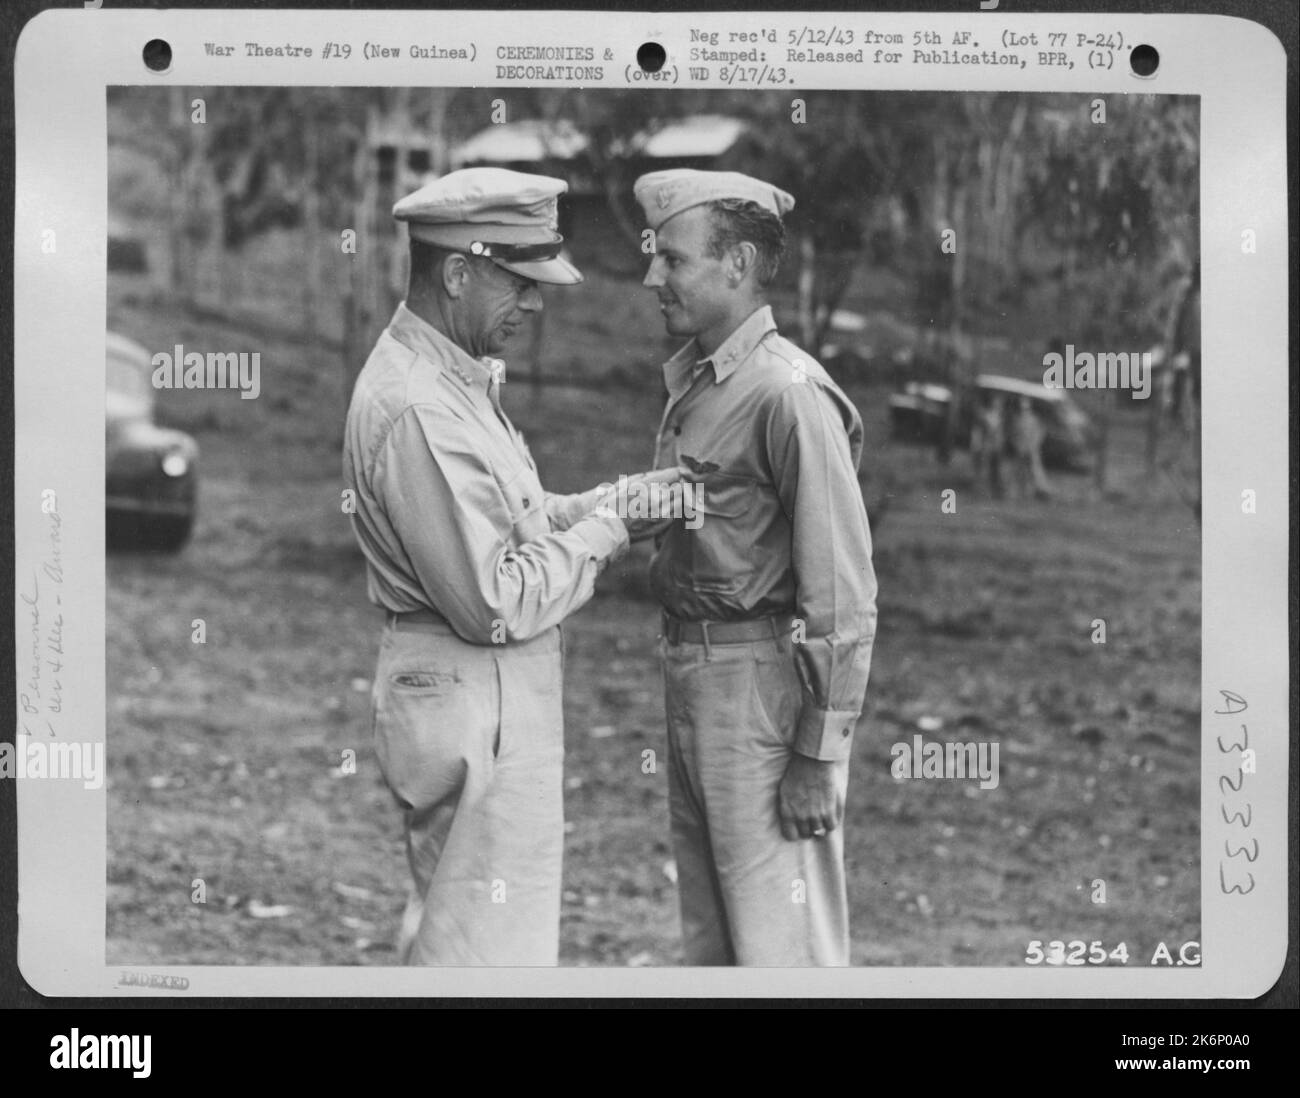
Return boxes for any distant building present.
[626,114,750,169]
[452,118,593,182]
[450,113,749,175]
[448,113,754,267]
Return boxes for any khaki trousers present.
[661,632,851,966]
[371,618,565,965]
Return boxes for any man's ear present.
[728,241,758,287]
[441,252,471,298]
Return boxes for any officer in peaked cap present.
[634,168,878,966]
[344,167,679,964]
[393,166,583,287]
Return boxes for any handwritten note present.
[18,509,64,738]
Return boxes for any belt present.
[387,607,453,631]
[661,612,792,647]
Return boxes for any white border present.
[12,8,1290,997]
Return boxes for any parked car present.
[888,373,1096,471]
[106,332,198,551]
[107,214,148,274]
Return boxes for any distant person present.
[1163,262,1200,434]
[970,391,1005,497]
[634,168,878,966]
[1008,396,1051,500]
[342,168,678,964]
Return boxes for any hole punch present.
[142,38,173,73]
[1129,44,1159,78]
[637,41,667,73]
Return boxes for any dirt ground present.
[105,272,1201,968]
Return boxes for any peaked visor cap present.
[394,167,582,285]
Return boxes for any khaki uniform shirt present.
[650,305,877,761]
[343,303,629,644]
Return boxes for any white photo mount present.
[11,7,1290,998]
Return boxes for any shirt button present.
[842,727,852,737]
[673,425,681,436]
[522,497,531,508]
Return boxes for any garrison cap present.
[393,167,582,285]
[633,169,795,232]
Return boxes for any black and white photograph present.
[7,2,1292,1021]
[102,83,1206,969]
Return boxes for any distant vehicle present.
[107,215,148,274]
[888,373,1096,471]
[106,332,198,551]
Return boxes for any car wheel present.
[145,513,194,552]
[107,511,194,553]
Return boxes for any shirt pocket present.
[498,465,550,545]
[686,472,758,594]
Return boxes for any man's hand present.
[594,467,702,542]
[777,754,844,841]
[621,511,675,542]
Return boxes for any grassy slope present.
[107,265,1199,967]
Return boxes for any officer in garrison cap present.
[635,168,878,966]
[343,167,680,965]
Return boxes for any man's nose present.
[519,286,543,313]
[643,257,665,290]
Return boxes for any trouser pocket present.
[372,628,499,812]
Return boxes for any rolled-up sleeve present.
[765,382,878,761]
[374,406,628,644]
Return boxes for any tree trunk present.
[990,102,1028,284]
[1144,365,1163,484]
[1093,387,1114,497]
[167,87,190,302]
[594,162,642,253]
[942,170,971,467]
[424,88,452,176]
[797,233,817,351]
[342,103,379,413]
[302,117,322,338]
[217,195,235,310]
[812,252,859,358]
[185,95,221,310]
